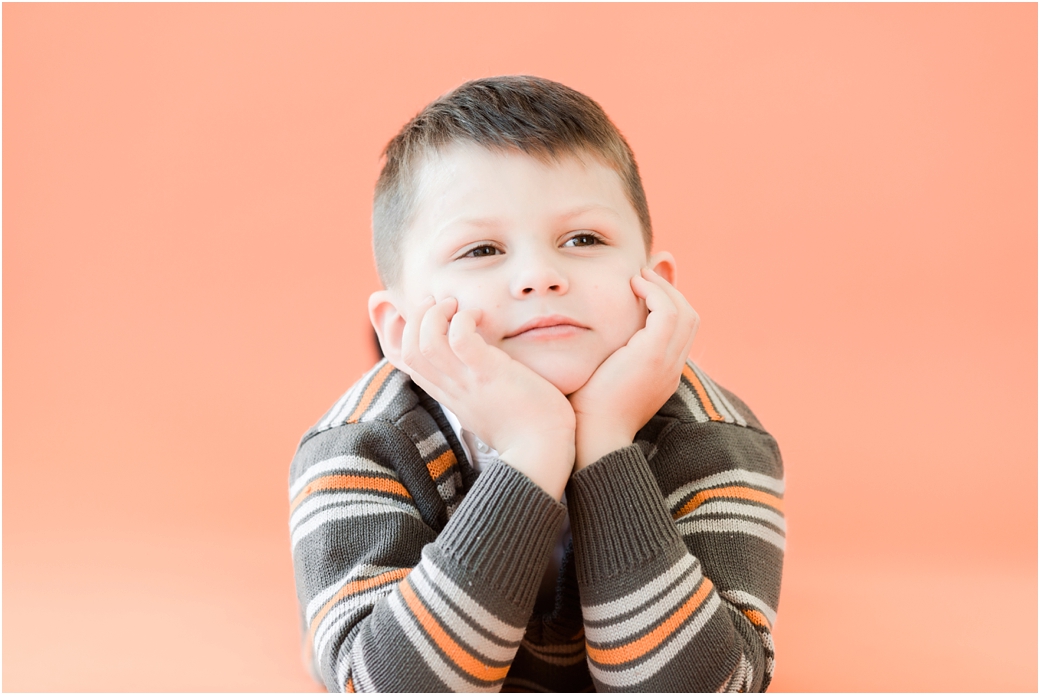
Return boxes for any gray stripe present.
[306,563,401,621]
[691,362,746,426]
[410,565,518,661]
[676,382,710,423]
[349,630,376,692]
[357,371,409,423]
[589,593,722,687]
[316,603,379,668]
[585,564,702,644]
[386,589,497,692]
[519,643,588,666]
[422,549,527,640]
[583,554,696,622]
[416,430,449,458]
[317,364,376,431]
[719,589,777,629]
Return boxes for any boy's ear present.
[368,290,407,370]
[648,251,678,286]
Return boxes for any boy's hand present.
[399,297,576,500]
[568,268,699,470]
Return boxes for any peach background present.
[4,4,1036,692]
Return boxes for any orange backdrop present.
[4,4,1036,692]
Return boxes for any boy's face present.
[376,144,673,396]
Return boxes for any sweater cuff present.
[567,444,683,586]
[436,460,566,608]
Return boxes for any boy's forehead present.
[411,144,635,226]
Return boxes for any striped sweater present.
[289,359,784,692]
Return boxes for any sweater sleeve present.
[566,419,784,692]
[289,421,566,692]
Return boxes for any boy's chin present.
[522,358,597,396]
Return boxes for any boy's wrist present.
[498,434,576,501]
[574,422,635,470]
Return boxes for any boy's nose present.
[511,261,568,297]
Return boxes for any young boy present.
[289,76,784,693]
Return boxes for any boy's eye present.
[463,244,501,258]
[563,233,602,247]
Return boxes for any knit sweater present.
[289,359,784,692]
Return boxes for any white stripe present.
[349,633,377,692]
[689,362,735,424]
[682,500,786,533]
[436,476,458,502]
[719,589,777,629]
[335,654,352,694]
[290,455,396,500]
[676,382,710,424]
[317,384,362,432]
[410,566,518,662]
[585,565,702,644]
[357,371,409,423]
[589,593,722,687]
[421,550,527,641]
[386,589,497,692]
[664,469,785,511]
[722,651,753,693]
[583,554,696,623]
[307,564,401,622]
[315,596,387,666]
[291,503,422,552]
[691,362,746,426]
[290,492,417,535]
[416,430,449,458]
[677,518,786,551]
[317,367,373,431]
[706,378,747,427]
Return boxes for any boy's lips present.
[505,315,588,339]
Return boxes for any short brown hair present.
[372,75,653,288]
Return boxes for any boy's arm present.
[291,418,566,692]
[567,412,784,692]
[566,270,782,691]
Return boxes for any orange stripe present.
[305,568,411,658]
[399,578,510,683]
[586,577,715,666]
[742,608,770,629]
[672,485,784,520]
[290,474,411,514]
[426,450,457,480]
[347,361,395,424]
[683,364,724,422]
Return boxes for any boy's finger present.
[636,275,680,339]
[418,298,465,377]
[635,275,696,364]
[447,308,492,369]
[642,268,694,319]
[400,296,438,375]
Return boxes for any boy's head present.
[373,75,653,289]
[369,76,677,395]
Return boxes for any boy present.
[289,76,784,692]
